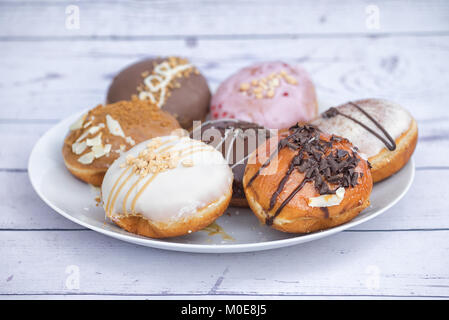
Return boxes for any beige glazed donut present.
[62,98,181,186]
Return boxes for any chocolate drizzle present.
[320,207,330,219]
[322,102,397,151]
[246,124,362,226]
[268,157,297,210]
[266,177,312,226]
[246,131,299,188]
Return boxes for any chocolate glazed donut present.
[107,57,211,130]
[190,119,273,207]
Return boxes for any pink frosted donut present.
[210,61,318,129]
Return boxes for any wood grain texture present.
[1,36,449,121]
[0,171,80,230]
[1,0,448,38]
[1,229,448,297]
[1,0,448,298]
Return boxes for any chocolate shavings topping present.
[247,124,362,226]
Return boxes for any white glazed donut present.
[312,98,418,182]
[101,135,233,238]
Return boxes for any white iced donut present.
[101,135,233,238]
[312,98,418,182]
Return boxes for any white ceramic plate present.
[28,110,415,253]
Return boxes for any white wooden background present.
[1,0,449,299]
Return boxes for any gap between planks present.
[1,31,449,42]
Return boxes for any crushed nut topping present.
[239,69,298,99]
[120,138,193,177]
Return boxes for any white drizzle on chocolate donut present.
[138,59,193,108]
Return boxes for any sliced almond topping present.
[69,114,86,131]
[104,144,112,154]
[78,152,95,165]
[92,145,106,158]
[74,130,87,143]
[106,114,125,137]
[308,187,346,208]
[125,136,136,146]
[72,141,87,155]
[86,133,103,147]
[93,143,111,159]
[88,125,101,134]
[75,125,102,143]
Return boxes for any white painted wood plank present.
[0,122,55,169]
[352,169,449,230]
[1,0,448,37]
[0,171,80,230]
[0,169,447,231]
[1,36,448,120]
[1,0,448,299]
[1,229,448,297]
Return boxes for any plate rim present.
[28,111,415,253]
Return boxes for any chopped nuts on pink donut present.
[210,61,318,129]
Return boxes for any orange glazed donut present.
[243,124,373,234]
